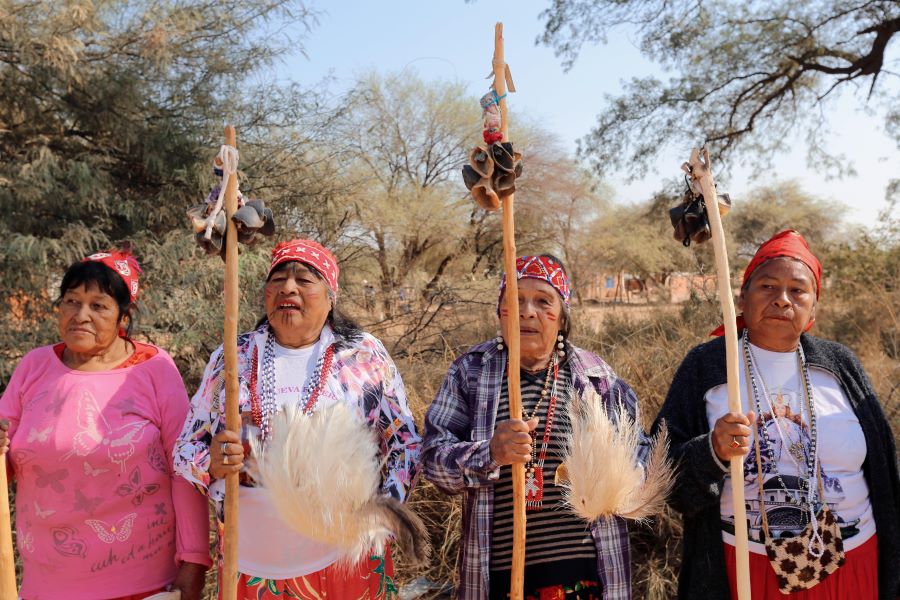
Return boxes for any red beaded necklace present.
[524,356,560,511]
[249,342,336,430]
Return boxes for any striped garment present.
[490,365,596,571]
[422,340,650,600]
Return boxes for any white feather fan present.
[561,387,673,522]
[250,403,428,564]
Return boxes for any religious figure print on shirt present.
[721,384,859,543]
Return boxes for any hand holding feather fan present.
[250,403,430,565]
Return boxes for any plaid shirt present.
[422,340,650,600]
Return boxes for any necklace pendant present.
[788,441,805,463]
[525,467,544,511]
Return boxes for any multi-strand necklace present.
[249,328,336,441]
[524,353,560,511]
[747,343,807,469]
[742,331,820,515]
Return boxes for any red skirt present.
[724,535,878,599]
[218,546,396,600]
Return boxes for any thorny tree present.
[0,0,333,383]
[538,1,900,183]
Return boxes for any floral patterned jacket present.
[173,322,421,525]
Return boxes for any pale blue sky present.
[274,1,898,227]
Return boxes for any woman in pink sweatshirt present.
[0,250,212,600]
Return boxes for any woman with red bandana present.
[0,250,211,599]
[173,238,421,599]
[423,254,651,600]
[655,230,900,599]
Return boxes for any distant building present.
[666,273,718,303]
[579,271,718,304]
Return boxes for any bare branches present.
[538,0,900,176]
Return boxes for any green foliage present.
[0,0,327,384]
[1,4,897,597]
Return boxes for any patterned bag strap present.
[796,353,826,500]
[745,355,772,539]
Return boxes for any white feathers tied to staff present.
[561,388,674,522]
[250,403,429,565]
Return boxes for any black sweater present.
[652,334,900,599]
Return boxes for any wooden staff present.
[0,457,16,598]
[492,22,526,600]
[221,125,241,600]
[687,146,751,600]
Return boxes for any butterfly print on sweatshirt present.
[67,389,147,472]
[84,513,137,544]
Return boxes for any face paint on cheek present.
[545,313,557,321]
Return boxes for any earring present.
[496,331,505,351]
[555,333,566,358]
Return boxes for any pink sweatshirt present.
[0,345,211,600]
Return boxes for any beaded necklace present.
[747,342,807,470]
[249,327,336,441]
[524,353,560,511]
[742,331,820,515]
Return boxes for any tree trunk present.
[375,230,393,317]
[423,254,453,300]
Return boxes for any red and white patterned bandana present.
[268,239,340,293]
[498,255,571,310]
[82,250,143,302]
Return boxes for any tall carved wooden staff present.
[492,24,526,600]
[461,22,525,600]
[0,458,16,597]
[220,125,241,600]
[684,147,751,600]
[188,124,276,598]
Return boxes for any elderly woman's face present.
[739,257,817,352]
[264,262,332,348]
[58,283,123,355]
[499,278,564,368]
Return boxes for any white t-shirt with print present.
[237,327,343,579]
[705,341,875,554]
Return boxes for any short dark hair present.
[57,261,135,335]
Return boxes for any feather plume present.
[251,403,429,565]
[561,387,674,522]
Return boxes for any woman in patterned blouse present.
[173,238,421,600]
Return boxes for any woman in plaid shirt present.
[423,254,649,600]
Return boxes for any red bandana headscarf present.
[498,255,571,312]
[268,239,340,293]
[711,229,822,336]
[82,250,142,303]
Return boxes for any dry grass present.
[11,291,898,599]
[387,293,899,599]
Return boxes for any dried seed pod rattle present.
[461,86,522,211]
[186,146,275,257]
